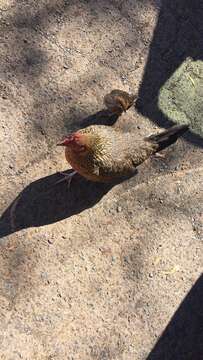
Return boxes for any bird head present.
[57,132,96,154]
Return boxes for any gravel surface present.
[0,1,202,359]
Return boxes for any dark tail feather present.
[146,124,189,152]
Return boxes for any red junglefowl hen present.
[57,124,189,185]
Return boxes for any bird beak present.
[57,140,67,146]
[57,135,74,146]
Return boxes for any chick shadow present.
[136,0,203,148]
[147,274,203,360]
[66,108,121,133]
[0,171,118,239]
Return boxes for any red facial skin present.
[57,132,87,153]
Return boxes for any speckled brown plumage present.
[103,89,136,114]
[63,124,189,182]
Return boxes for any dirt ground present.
[0,1,202,359]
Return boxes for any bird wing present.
[92,127,153,176]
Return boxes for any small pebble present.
[123,256,129,264]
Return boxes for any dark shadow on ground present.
[0,171,114,238]
[79,109,119,128]
[136,0,203,148]
[0,169,135,239]
[147,274,203,360]
[66,109,120,133]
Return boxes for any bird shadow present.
[81,109,121,128]
[65,108,121,133]
[147,274,203,360]
[0,170,134,240]
[0,171,116,239]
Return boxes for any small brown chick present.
[103,89,136,114]
[57,124,188,183]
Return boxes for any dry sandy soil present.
[0,1,202,359]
